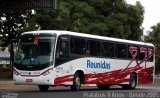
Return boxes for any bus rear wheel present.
[97,84,110,90]
[38,85,49,92]
[122,74,137,89]
[70,73,81,91]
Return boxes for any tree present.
[127,1,144,41]
[144,23,160,73]
[0,10,35,47]
[28,0,144,40]
[0,0,145,47]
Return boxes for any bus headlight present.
[42,68,53,76]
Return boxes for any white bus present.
[13,30,155,91]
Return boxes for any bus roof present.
[22,30,154,47]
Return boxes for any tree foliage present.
[0,10,36,47]
[0,0,144,47]
[30,0,144,40]
[144,23,160,73]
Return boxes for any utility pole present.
[53,0,57,10]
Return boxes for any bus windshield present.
[15,35,56,67]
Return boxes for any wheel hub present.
[76,77,80,87]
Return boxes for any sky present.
[126,0,160,35]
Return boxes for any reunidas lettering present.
[87,60,110,69]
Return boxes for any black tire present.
[70,73,81,91]
[97,84,110,90]
[122,74,137,89]
[38,85,49,92]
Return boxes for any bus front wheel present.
[38,85,49,92]
[70,73,81,91]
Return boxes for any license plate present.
[26,79,33,83]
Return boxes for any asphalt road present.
[1,77,160,98]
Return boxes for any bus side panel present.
[54,58,154,86]
[83,59,136,85]
[137,62,154,84]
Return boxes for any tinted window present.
[101,42,114,57]
[71,38,85,55]
[128,46,138,59]
[116,44,127,58]
[87,40,100,56]
[139,47,147,60]
[60,41,69,58]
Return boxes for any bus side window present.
[87,40,100,56]
[60,41,69,58]
[56,38,69,59]
[116,44,127,58]
[128,46,138,59]
[139,47,147,60]
[70,38,85,55]
[101,42,114,57]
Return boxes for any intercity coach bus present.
[13,30,155,91]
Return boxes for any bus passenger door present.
[55,37,69,66]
